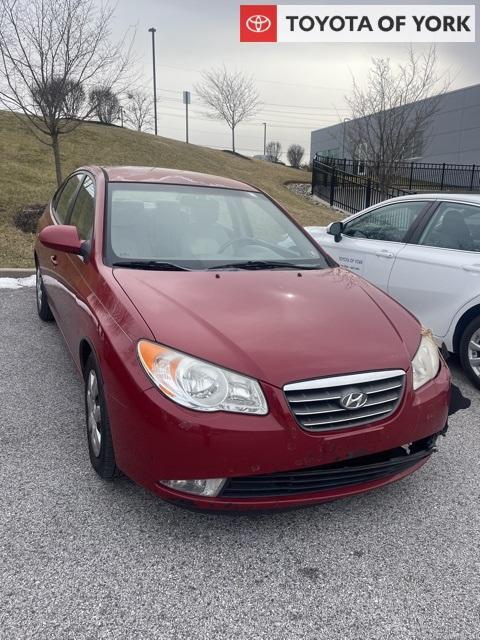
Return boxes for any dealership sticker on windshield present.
[240,5,475,42]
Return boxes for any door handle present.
[50,254,58,266]
[462,264,480,273]
[375,250,394,258]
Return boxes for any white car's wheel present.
[460,317,480,389]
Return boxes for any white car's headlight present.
[137,340,268,414]
[411,332,440,390]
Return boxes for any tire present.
[84,353,117,478]
[459,316,480,389]
[35,264,54,321]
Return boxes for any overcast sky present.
[110,0,480,160]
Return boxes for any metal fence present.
[312,160,410,214]
[315,155,480,192]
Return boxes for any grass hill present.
[0,110,334,267]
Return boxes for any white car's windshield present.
[105,184,329,270]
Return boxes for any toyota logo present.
[246,15,272,33]
[339,391,368,410]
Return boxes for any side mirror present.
[39,225,88,257]
[327,221,344,243]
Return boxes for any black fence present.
[315,155,480,192]
[312,160,410,214]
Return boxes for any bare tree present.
[345,47,450,190]
[0,0,134,185]
[265,141,282,163]
[287,144,305,168]
[125,90,153,132]
[89,86,120,124]
[195,66,259,153]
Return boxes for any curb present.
[0,268,35,278]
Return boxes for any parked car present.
[35,167,450,510]
[307,194,480,389]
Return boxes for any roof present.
[384,193,480,204]
[96,166,257,191]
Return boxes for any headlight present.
[411,331,440,390]
[137,340,268,414]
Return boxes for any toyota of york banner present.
[240,5,476,43]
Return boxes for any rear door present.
[41,173,84,316]
[388,200,480,339]
[323,200,430,291]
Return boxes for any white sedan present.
[307,193,480,388]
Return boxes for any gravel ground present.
[1,289,479,640]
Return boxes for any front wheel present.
[84,354,117,478]
[459,316,480,389]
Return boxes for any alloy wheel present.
[468,329,480,379]
[86,370,102,457]
[36,266,43,308]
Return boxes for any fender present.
[443,293,480,352]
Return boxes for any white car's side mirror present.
[327,221,343,243]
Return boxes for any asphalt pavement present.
[1,288,479,640]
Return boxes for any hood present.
[113,267,421,388]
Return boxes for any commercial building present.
[311,83,480,165]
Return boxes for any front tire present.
[35,264,54,321]
[460,316,480,389]
[84,354,117,478]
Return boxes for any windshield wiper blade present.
[112,260,191,271]
[207,260,321,271]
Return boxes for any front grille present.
[284,370,405,432]
[221,441,434,498]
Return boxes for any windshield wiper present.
[207,260,322,271]
[112,260,191,271]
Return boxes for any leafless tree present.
[0,0,134,185]
[265,141,282,163]
[89,87,120,124]
[195,66,259,153]
[124,91,153,132]
[287,143,305,168]
[345,47,450,190]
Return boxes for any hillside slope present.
[0,111,334,267]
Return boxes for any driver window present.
[343,201,427,242]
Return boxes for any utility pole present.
[148,27,158,135]
[120,106,124,128]
[263,122,267,156]
[183,91,191,143]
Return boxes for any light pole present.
[148,27,158,136]
[183,91,191,144]
[262,122,267,156]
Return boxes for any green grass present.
[0,111,335,267]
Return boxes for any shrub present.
[13,204,46,233]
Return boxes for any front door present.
[324,200,429,291]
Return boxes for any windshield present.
[105,184,329,270]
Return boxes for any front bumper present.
[107,360,450,510]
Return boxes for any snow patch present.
[0,275,36,289]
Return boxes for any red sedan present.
[34,166,451,510]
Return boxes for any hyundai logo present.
[339,391,368,410]
[246,15,272,33]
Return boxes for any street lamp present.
[262,122,267,156]
[148,27,158,136]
